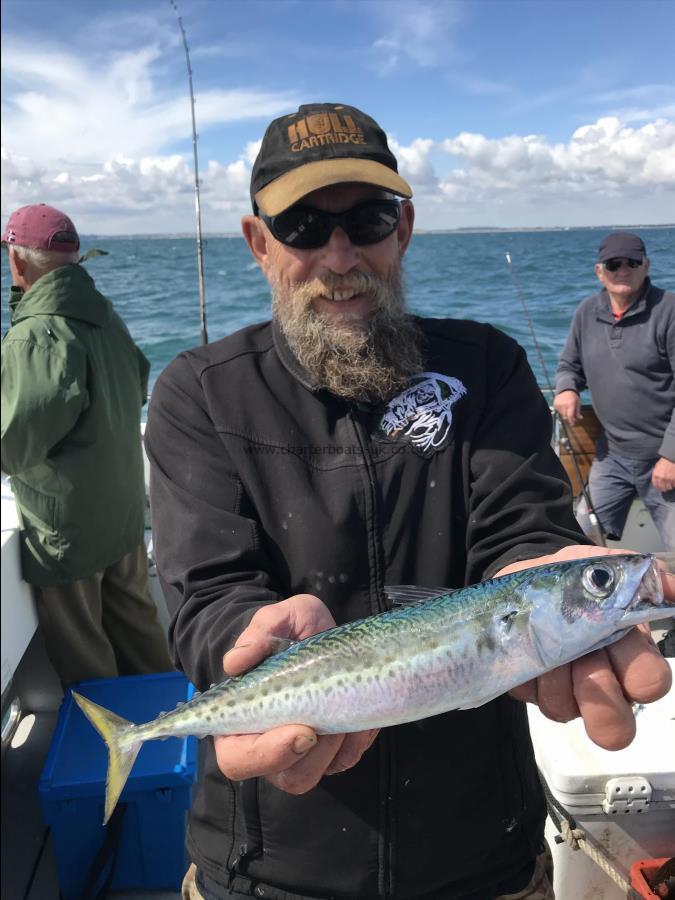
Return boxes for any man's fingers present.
[223,634,282,676]
[533,665,579,723]
[214,725,318,781]
[605,627,672,703]
[273,734,345,794]
[214,724,378,795]
[509,678,538,705]
[324,729,380,775]
[571,649,636,750]
[222,594,336,676]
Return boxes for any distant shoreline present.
[80,223,675,240]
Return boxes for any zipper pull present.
[228,843,249,888]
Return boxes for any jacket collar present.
[594,277,653,324]
[9,264,111,328]
[271,317,322,393]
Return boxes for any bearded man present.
[145,103,672,900]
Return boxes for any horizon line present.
[76,223,675,240]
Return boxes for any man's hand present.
[213,594,379,794]
[553,390,583,424]
[652,456,675,492]
[497,545,673,750]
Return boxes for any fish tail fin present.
[72,691,143,825]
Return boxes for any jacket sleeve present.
[1,333,88,475]
[554,308,587,395]
[658,409,675,461]
[465,328,590,583]
[657,303,675,461]
[145,353,282,690]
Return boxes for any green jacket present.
[1,264,149,586]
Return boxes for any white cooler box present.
[528,659,675,900]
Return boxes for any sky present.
[2,0,674,234]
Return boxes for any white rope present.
[558,819,641,898]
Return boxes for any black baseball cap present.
[250,102,413,216]
[597,231,647,263]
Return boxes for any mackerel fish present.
[73,553,670,823]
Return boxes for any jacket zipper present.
[349,408,392,898]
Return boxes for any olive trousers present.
[33,542,173,687]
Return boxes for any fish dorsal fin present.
[384,585,453,607]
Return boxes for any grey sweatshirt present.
[554,279,674,461]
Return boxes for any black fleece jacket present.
[145,316,587,900]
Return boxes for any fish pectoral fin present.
[268,636,296,653]
[456,690,506,710]
[384,585,454,607]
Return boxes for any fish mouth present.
[619,557,669,626]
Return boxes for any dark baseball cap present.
[1,204,80,252]
[597,231,646,263]
[250,102,413,216]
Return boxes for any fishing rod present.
[170,0,208,345]
[505,252,607,547]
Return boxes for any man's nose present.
[319,225,361,274]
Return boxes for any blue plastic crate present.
[38,671,197,899]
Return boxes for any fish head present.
[561,554,665,627]
[528,553,668,667]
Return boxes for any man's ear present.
[241,215,270,271]
[397,200,415,258]
[594,263,605,284]
[9,248,27,276]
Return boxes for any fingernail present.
[292,735,316,755]
[224,642,252,657]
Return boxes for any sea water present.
[2,227,673,396]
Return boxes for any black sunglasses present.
[603,258,643,272]
[260,199,401,249]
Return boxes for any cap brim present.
[255,158,413,216]
[598,251,645,263]
[598,247,647,263]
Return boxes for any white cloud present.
[397,116,675,227]
[2,111,673,233]
[0,143,254,234]
[0,31,297,232]
[369,0,463,76]
[244,140,263,166]
[388,137,438,189]
[437,117,675,197]
[1,39,297,166]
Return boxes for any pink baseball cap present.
[2,204,80,252]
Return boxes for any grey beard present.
[272,269,425,403]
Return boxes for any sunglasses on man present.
[259,199,401,249]
[603,258,644,272]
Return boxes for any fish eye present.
[582,563,615,598]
